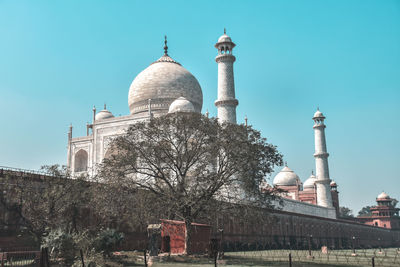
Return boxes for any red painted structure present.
[160,219,211,254]
[357,192,400,230]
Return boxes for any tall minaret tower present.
[215,29,238,124]
[313,109,333,208]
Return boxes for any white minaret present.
[215,29,238,124]
[313,109,333,208]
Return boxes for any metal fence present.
[218,247,400,267]
[147,235,400,267]
[0,247,49,267]
[2,245,398,266]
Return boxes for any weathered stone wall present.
[214,208,400,249]
[273,198,337,219]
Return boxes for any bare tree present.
[0,165,91,241]
[98,113,282,254]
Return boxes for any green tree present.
[339,206,354,219]
[98,112,282,254]
[357,206,372,217]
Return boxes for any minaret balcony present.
[313,123,326,129]
[214,98,239,107]
[315,179,331,184]
[215,54,236,63]
[314,152,329,158]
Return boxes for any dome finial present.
[104,103,107,110]
[285,161,288,167]
[164,35,168,56]
[224,28,226,34]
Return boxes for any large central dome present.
[128,53,203,116]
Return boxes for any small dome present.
[218,34,232,43]
[273,166,300,186]
[95,106,114,120]
[168,97,195,113]
[313,109,325,119]
[377,191,390,199]
[303,173,317,189]
[330,180,337,187]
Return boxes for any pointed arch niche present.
[74,149,88,172]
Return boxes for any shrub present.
[72,251,108,267]
[42,228,76,265]
[92,229,124,256]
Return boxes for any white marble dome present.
[168,97,195,113]
[218,34,232,43]
[377,191,390,199]
[95,106,114,120]
[303,173,317,189]
[313,110,325,118]
[128,55,203,116]
[273,166,300,186]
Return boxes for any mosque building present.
[67,31,389,223]
[2,31,400,250]
[67,32,236,177]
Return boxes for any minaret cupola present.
[313,108,326,125]
[330,180,338,191]
[215,28,236,55]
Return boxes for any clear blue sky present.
[0,0,399,214]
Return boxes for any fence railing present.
[0,247,49,267]
[0,166,49,177]
[204,236,400,267]
[219,247,400,267]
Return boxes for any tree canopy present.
[98,112,283,254]
[357,206,372,217]
[338,206,354,219]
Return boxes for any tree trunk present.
[184,218,192,255]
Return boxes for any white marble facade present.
[68,33,237,176]
[68,113,148,176]
[67,32,337,219]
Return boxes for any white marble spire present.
[313,109,333,207]
[214,29,238,124]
